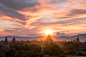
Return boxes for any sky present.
[0,0,86,37]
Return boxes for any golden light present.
[44,29,53,35]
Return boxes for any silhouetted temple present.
[46,34,53,44]
[70,35,80,43]
[12,36,16,44]
[77,35,80,42]
[3,36,8,45]
[0,37,10,55]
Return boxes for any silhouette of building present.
[46,34,53,44]
[71,35,80,43]
[3,36,8,45]
[77,35,80,42]
[27,39,29,42]
[0,37,10,55]
[12,36,16,44]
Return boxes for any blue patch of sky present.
[14,0,38,3]
[39,17,57,22]
[51,0,66,3]
[0,21,19,29]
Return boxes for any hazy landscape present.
[0,34,86,41]
[0,0,86,57]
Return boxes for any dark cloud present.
[68,9,86,16]
[0,0,39,10]
[4,26,39,33]
[56,32,70,37]
[0,3,25,20]
[16,21,26,25]
[72,9,86,14]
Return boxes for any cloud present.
[0,29,4,32]
[56,32,70,37]
[0,3,25,20]
[0,0,39,10]
[0,0,86,36]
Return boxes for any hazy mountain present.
[55,34,86,41]
[0,34,86,41]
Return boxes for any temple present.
[3,36,8,45]
[0,37,10,55]
[12,36,16,44]
[46,34,53,44]
[77,35,80,42]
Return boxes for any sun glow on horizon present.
[44,29,53,35]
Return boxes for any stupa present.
[12,36,16,44]
[77,35,80,42]
[46,34,53,44]
[0,37,10,55]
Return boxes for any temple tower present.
[12,36,16,44]
[3,36,8,45]
[77,35,80,42]
[0,37,10,55]
[46,34,53,44]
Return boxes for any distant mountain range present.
[55,34,86,41]
[0,34,86,41]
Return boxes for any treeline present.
[62,41,86,56]
[0,43,65,57]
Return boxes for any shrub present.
[17,50,27,57]
[77,51,84,56]
[39,52,44,57]
[30,53,37,57]
[66,50,76,55]
[59,54,66,57]
[5,48,17,57]
[0,55,5,57]
[44,44,64,56]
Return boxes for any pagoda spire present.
[4,36,8,45]
[77,35,80,42]
[12,36,15,41]
[46,34,53,44]
[12,36,16,44]
[47,34,51,39]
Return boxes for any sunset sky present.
[0,0,86,37]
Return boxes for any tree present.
[66,50,76,55]
[39,52,44,57]
[44,44,64,56]
[77,51,84,56]
[5,48,17,57]
[0,55,5,57]
[62,42,80,51]
[30,44,42,53]
[17,50,27,57]
[30,53,37,57]
[10,44,22,50]
[0,45,2,49]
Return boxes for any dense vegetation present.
[1,41,86,57]
[0,43,65,57]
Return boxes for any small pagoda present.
[45,34,53,45]
[12,36,16,44]
[0,37,10,55]
[77,35,80,42]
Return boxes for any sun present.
[44,30,53,35]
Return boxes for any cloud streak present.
[0,0,86,36]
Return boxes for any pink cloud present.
[1,0,86,36]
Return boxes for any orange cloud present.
[1,0,86,36]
